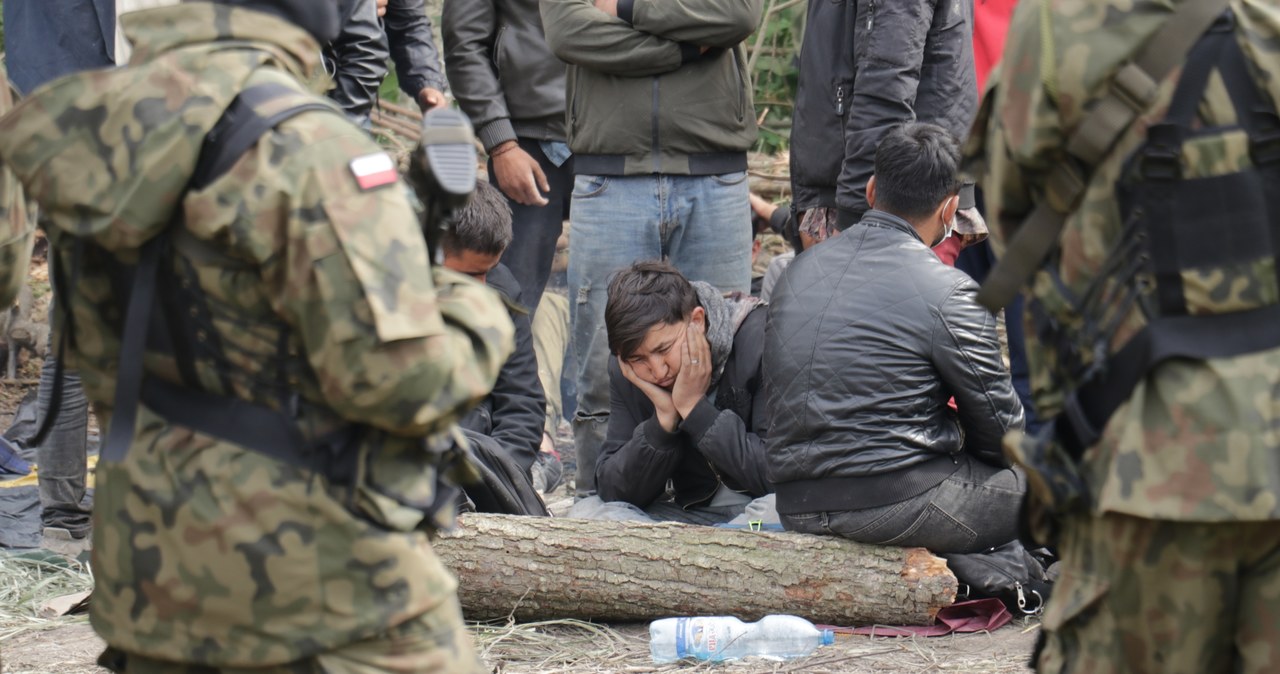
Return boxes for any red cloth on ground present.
[819,598,1013,638]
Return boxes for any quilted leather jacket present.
[764,210,1022,513]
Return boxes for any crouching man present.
[570,261,771,524]
[442,180,562,499]
[765,123,1024,553]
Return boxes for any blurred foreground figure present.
[0,1,514,671]
[970,1,1280,671]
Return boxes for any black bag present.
[457,429,550,517]
[943,541,1055,616]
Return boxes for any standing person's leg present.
[665,172,752,293]
[568,175,662,497]
[493,139,571,314]
[36,262,91,550]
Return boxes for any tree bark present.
[435,514,956,626]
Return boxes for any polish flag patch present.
[349,152,398,191]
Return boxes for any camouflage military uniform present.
[0,68,33,310]
[0,4,513,672]
[970,1,1280,672]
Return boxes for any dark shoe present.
[532,451,563,496]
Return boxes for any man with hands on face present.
[569,261,772,525]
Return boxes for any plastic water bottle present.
[649,614,835,663]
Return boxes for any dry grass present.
[0,553,93,643]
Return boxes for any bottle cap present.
[821,629,835,646]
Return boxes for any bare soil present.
[0,620,1038,673]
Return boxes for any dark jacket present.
[325,0,389,125]
[764,210,1022,514]
[385,0,448,102]
[460,264,546,475]
[789,0,976,224]
[4,0,115,94]
[443,0,567,151]
[596,307,771,508]
[541,0,761,176]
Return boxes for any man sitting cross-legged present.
[442,180,562,496]
[765,123,1024,553]
[569,261,772,525]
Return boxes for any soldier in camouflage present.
[969,1,1280,672]
[0,2,513,672]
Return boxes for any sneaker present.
[42,527,92,565]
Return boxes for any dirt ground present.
[0,620,1038,673]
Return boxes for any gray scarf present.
[692,281,763,390]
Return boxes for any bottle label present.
[675,618,719,659]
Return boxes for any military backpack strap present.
[1054,18,1280,456]
[977,0,1231,312]
[101,83,332,464]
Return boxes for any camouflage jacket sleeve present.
[274,115,515,437]
[0,74,33,309]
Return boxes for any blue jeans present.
[568,172,752,496]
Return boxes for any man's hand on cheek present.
[672,321,711,420]
[620,357,680,432]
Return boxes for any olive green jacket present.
[542,0,762,175]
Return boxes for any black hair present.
[605,260,699,358]
[872,123,962,221]
[442,179,513,257]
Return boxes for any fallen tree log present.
[435,514,956,626]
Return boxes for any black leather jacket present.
[764,211,1023,514]
[790,0,976,225]
[325,0,389,126]
[385,0,448,102]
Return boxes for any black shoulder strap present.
[977,0,1231,312]
[101,83,331,464]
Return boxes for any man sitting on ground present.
[570,261,772,524]
[442,180,561,494]
[765,123,1024,553]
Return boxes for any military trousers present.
[97,594,486,674]
[1038,512,1280,674]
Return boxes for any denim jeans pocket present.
[572,174,610,199]
[709,170,748,186]
[877,503,979,551]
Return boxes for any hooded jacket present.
[790,0,977,224]
[764,211,1022,514]
[0,3,512,665]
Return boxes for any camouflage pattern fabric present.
[968,0,1280,523]
[0,3,511,669]
[98,594,487,673]
[751,232,790,279]
[1039,513,1280,673]
[0,67,34,309]
[970,1,1280,671]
